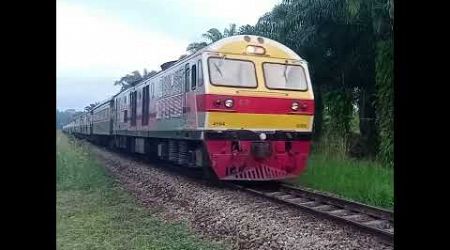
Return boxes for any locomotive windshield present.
[208,57,257,87]
[263,63,308,91]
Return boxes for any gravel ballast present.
[89,145,392,250]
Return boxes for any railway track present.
[89,142,394,245]
[230,182,394,244]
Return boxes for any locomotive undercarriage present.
[110,130,311,181]
[112,135,208,169]
[71,130,311,181]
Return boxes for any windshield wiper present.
[283,63,289,82]
[214,55,226,78]
[213,63,223,77]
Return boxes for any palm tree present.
[143,69,158,79]
[84,102,100,112]
[201,28,224,43]
[186,23,238,54]
[186,42,208,54]
[114,70,144,91]
[223,23,237,37]
[113,69,158,91]
[238,24,256,35]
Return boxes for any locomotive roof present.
[112,35,305,95]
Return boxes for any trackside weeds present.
[57,132,224,250]
[294,154,394,209]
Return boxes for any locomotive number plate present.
[212,121,226,126]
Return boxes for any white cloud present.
[57,1,188,79]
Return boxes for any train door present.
[109,100,114,134]
[142,85,150,127]
[130,90,137,127]
[185,62,199,129]
[114,98,118,132]
[90,111,93,135]
[183,63,191,128]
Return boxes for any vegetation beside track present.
[57,132,224,250]
[293,152,393,209]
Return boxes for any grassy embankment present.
[294,144,394,209]
[57,131,224,250]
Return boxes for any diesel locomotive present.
[63,35,315,181]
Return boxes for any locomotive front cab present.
[199,35,315,181]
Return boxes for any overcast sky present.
[57,0,280,111]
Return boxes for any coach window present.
[198,60,203,86]
[191,64,197,90]
[185,63,190,92]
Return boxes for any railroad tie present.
[285,198,308,203]
[311,204,335,211]
[362,220,388,227]
[341,214,365,221]
[299,201,320,207]
[279,194,296,200]
[327,209,351,216]
[265,192,285,197]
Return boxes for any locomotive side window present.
[208,58,257,87]
[198,60,203,86]
[185,63,190,92]
[191,64,197,90]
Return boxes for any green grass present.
[294,153,393,209]
[57,132,225,250]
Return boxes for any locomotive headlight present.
[259,133,267,141]
[225,99,234,108]
[291,102,299,111]
[246,45,266,55]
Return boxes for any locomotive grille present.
[224,165,287,180]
